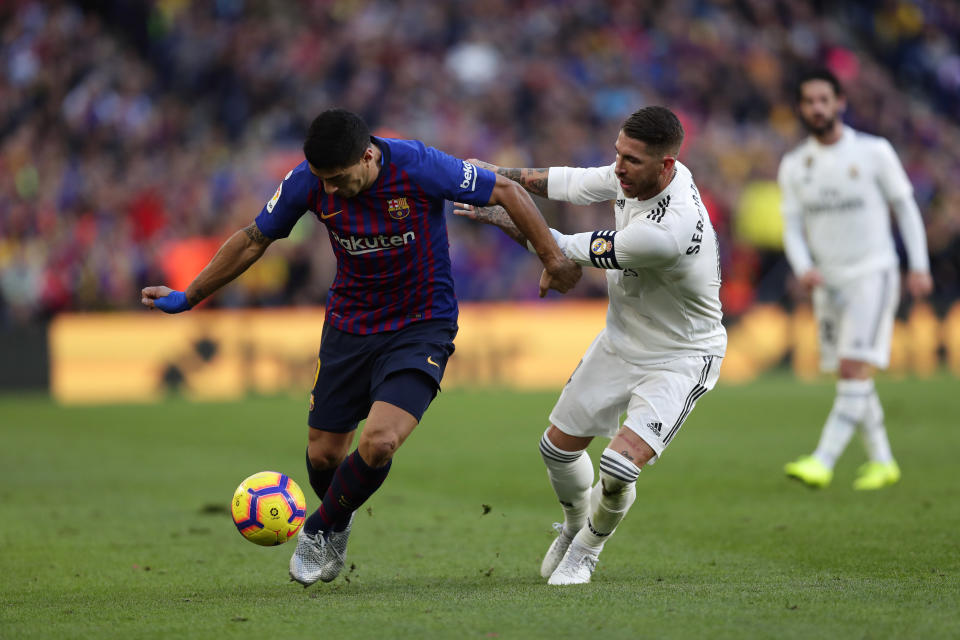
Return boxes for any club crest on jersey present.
[388,197,411,220]
[849,165,859,179]
[591,238,611,255]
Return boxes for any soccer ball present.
[231,471,306,546]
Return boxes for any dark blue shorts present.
[308,319,457,433]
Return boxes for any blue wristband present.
[154,290,192,314]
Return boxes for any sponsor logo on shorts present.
[427,356,440,368]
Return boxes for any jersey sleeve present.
[778,156,815,276]
[874,138,913,202]
[529,219,681,270]
[547,164,620,204]
[407,143,496,206]
[890,194,930,272]
[254,162,315,240]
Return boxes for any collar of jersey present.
[367,136,389,191]
[810,125,853,150]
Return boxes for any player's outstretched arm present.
[457,205,689,272]
[486,176,581,296]
[470,159,549,198]
[141,222,274,312]
[453,203,528,247]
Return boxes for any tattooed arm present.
[141,222,274,310]
[470,159,549,198]
[453,203,528,247]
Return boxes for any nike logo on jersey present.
[320,209,343,220]
[427,356,440,368]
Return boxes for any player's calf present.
[306,428,354,499]
[305,448,339,502]
[550,449,640,585]
[538,427,593,577]
[579,449,639,548]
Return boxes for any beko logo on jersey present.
[330,229,416,255]
[460,161,477,190]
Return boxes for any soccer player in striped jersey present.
[779,69,932,490]
[141,109,581,586]
[456,106,727,585]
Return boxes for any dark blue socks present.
[304,450,391,536]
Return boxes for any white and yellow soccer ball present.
[231,471,306,546]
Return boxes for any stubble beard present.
[803,114,837,138]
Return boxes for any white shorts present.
[548,330,722,463]
[812,267,899,372]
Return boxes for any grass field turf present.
[1,375,958,639]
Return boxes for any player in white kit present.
[779,69,932,490]
[456,107,727,585]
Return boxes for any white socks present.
[813,379,872,468]
[539,430,593,538]
[575,449,639,550]
[860,386,894,463]
[814,378,894,467]
[540,433,642,552]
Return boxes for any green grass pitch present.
[1,375,958,639]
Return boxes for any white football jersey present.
[778,126,927,285]
[544,161,727,365]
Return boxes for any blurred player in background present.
[779,69,932,490]
[457,106,726,585]
[141,108,581,586]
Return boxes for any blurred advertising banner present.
[49,302,606,404]
[50,301,960,404]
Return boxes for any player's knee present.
[599,449,640,496]
[539,427,582,466]
[307,446,344,470]
[838,359,871,379]
[358,429,398,467]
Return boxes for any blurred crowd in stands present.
[1,0,959,327]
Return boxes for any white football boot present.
[319,511,355,582]
[548,540,599,585]
[540,523,573,578]
[288,529,329,586]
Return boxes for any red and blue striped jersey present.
[254,137,496,334]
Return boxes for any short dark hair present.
[303,109,371,170]
[795,68,843,102]
[621,106,684,157]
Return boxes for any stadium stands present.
[1,0,958,325]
